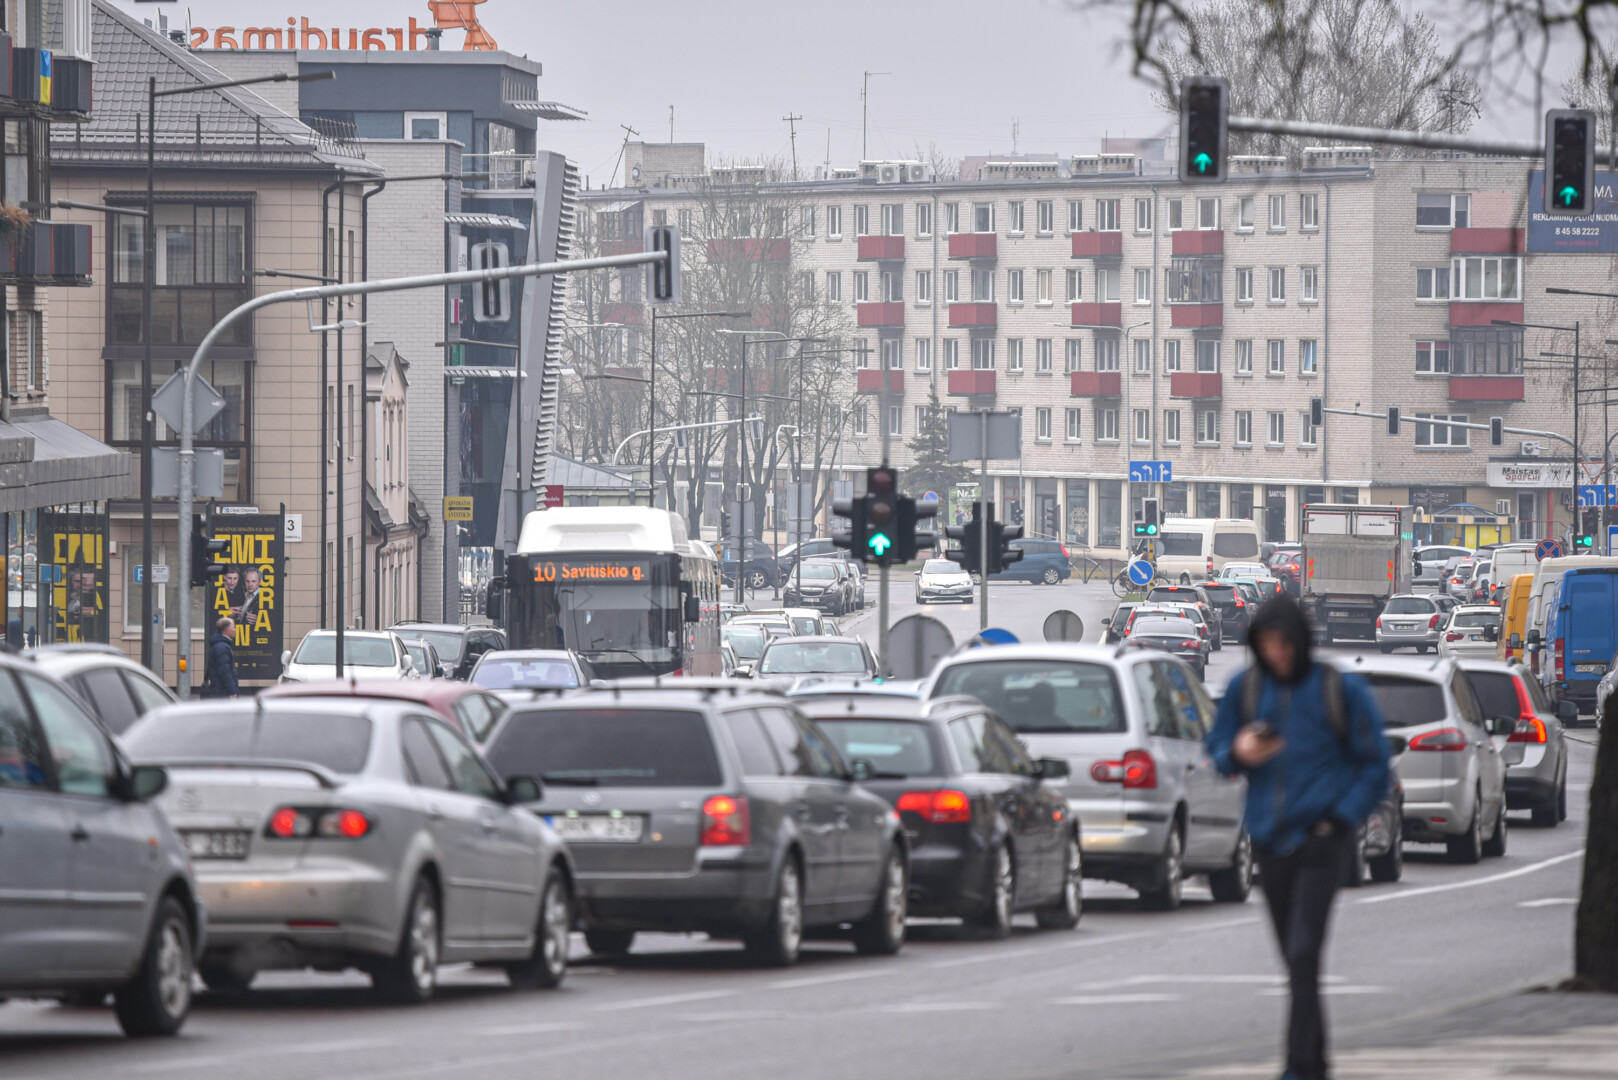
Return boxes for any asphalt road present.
[1,579,1596,1080]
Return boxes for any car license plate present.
[1577,663,1606,674]
[546,813,645,843]
[181,829,250,860]
[1328,610,1353,618]
[1394,622,1416,631]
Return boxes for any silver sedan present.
[1376,594,1444,653]
[123,697,575,1001]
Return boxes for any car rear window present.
[1158,532,1202,557]
[485,708,722,788]
[412,631,465,663]
[1452,612,1497,628]
[815,718,941,777]
[1132,617,1197,636]
[933,660,1125,735]
[760,641,869,675]
[1213,532,1259,558]
[1462,671,1521,722]
[1384,597,1434,615]
[294,635,397,668]
[1364,675,1445,729]
[124,709,374,773]
[472,658,579,690]
[1203,584,1235,601]
[1146,587,1199,604]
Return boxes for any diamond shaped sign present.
[152,371,227,435]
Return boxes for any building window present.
[881,337,902,370]
[1036,407,1052,440]
[1235,410,1252,446]
[1096,337,1120,372]
[1416,266,1451,300]
[915,405,930,433]
[1133,409,1151,444]
[915,270,930,303]
[1415,340,1451,373]
[1415,413,1469,447]
[945,202,960,234]
[1235,339,1253,375]
[853,271,869,302]
[1299,411,1318,447]
[1301,266,1319,303]
[1007,338,1024,372]
[854,205,869,236]
[1300,339,1319,375]
[943,339,959,369]
[1066,408,1082,441]
[854,339,872,369]
[1097,407,1119,441]
[881,270,903,302]
[405,111,447,139]
[852,405,868,436]
[678,208,692,234]
[1036,268,1052,304]
[800,271,815,301]
[1166,257,1222,303]
[24,310,44,391]
[827,205,842,238]
[800,206,816,238]
[1451,326,1523,375]
[1335,487,1359,504]
[110,203,251,347]
[973,202,994,233]
[1066,268,1082,302]
[1452,256,1520,300]
[1267,411,1285,446]
[1007,201,1024,235]
[1268,339,1285,375]
[1097,267,1120,302]
[1300,193,1320,230]
[1135,268,1151,304]
[1134,338,1152,373]
[916,202,932,238]
[1166,199,1183,230]
[916,339,932,371]
[1065,339,1082,374]
[971,268,995,303]
[1237,195,1254,231]
[1097,199,1120,231]
[1196,409,1220,444]
[881,203,904,236]
[971,338,994,370]
[1268,267,1286,303]
[1417,192,1470,229]
[1036,338,1053,373]
[1067,199,1083,233]
[1008,269,1024,303]
[944,269,959,302]
[1268,194,1286,231]
[1164,409,1181,444]
[1164,339,1182,372]
[1036,200,1054,235]
[884,404,902,437]
[1135,197,1153,232]
[1197,482,1222,518]
[1196,339,1219,373]
[1198,197,1220,229]
[1236,267,1254,303]
[826,272,842,302]
[110,357,250,500]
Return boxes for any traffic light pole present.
[979,413,990,630]
[878,390,893,679]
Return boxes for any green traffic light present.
[1146,524,1158,536]
[868,532,892,556]
[1560,185,1581,207]
[1192,152,1212,173]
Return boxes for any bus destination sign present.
[532,558,651,583]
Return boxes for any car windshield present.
[923,560,961,574]
[790,616,819,635]
[472,657,579,689]
[815,718,941,776]
[1384,597,1433,615]
[1132,617,1197,636]
[1453,612,1497,628]
[404,644,431,674]
[408,630,465,663]
[723,627,766,659]
[933,660,1125,735]
[1146,588,1200,605]
[484,708,722,788]
[759,641,869,674]
[1364,675,1445,729]
[293,635,397,667]
[1463,671,1522,722]
[125,710,373,773]
[796,564,837,579]
[1453,565,1474,580]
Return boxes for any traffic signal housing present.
[895,495,937,563]
[830,492,867,558]
[989,520,1024,574]
[1134,497,1161,538]
[1310,397,1324,429]
[944,500,986,576]
[863,466,899,565]
[646,224,682,303]
[1387,406,1401,436]
[1545,109,1597,217]
[1490,416,1504,447]
[190,515,229,588]
[1179,76,1229,183]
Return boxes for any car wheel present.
[970,571,983,585]
[1343,832,1368,888]
[1211,632,1223,652]
[1036,831,1083,930]
[506,872,572,989]
[1531,791,1559,828]
[1208,831,1254,903]
[1139,826,1185,911]
[746,570,768,591]
[1378,644,1392,654]
[373,876,440,1003]
[198,961,254,994]
[744,857,804,967]
[1446,795,1484,865]
[1042,566,1060,586]
[1558,775,1569,821]
[584,928,635,957]
[114,897,194,1037]
[852,845,908,955]
[1482,798,1508,857]
[972,843,1016,938]
[1368,816,1403,883]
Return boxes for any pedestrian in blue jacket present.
[1206,594,1391,1080]
[202,617,240,699]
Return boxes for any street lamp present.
[716,329,789,603]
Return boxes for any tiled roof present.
[51,1,376,173]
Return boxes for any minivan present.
[986,538,1072,585]
[1498,573,1534,662]
[1488,543,1537,603]
[1152,518,1263,584]
[1521,555,1618,677]
[1542,566,1618,719]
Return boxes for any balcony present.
[1070,371,1121,397]
[1171,303,1224,329]
[1069,302,1121,327]
[1449,375,1525,402]
[857,301,905,328]
[1070,231,1122,258]
[948,370,996,396]
[857,235,905,261]
[1451,228,1525,255]
[706,237,791,262]
[1169,372,1223,399]
[600,238,643,257]
[1449,302,1524,328]
[948,233,997,260]
[856,369,904,394]
[0,222,93,285]
[948,302,997,328]
[598,302,642,326]
[1171,230,1224,256]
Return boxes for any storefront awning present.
[0,413,131,512]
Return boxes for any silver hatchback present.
[1376,594,1443,653]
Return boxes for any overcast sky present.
[120,0,1599,181]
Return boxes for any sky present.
[115,0,1602,180]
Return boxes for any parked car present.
[794,694,1081,933]
[1413,545,1474,589]
[926,645,1252,911]
[401,638,447,680]
[1375,594,1444,654]
[720,538,783,591]
[1144,584,1224,648]
[387,622,506,681]
[261,679,512,745]
[481,688,910,965]
[1100,602,1139,645]
[28,643,177,736]
[916,558,975,604]
[1120,614,1211,679]
[827,558,867,610]
[1345,654,1515,862]
[1456,659,1568,828]
[469,649,594,691]
[782,560,848,613]
[1201,581,1254,644]
[123,698,574,999]
[983,538,1072,586]
[757,636,879,679]
[281,630,418,683]
[1437,605,1502,660]
[0,656,203,1035]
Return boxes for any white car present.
[916,558,974,604]
[1219,562,1272,581]
[280,629,418,683]
[1438,605,1502,660]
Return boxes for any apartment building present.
[581,145,1593,554]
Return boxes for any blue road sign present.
[1535,539,1563,562]
[976,627,1020,646]
[1127,558,1156,586]
[922,491,940,502]
[1578,485,1618,507]
[1129,460,1172,484]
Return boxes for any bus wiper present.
[583,648,660,677]
[540,774,601,786]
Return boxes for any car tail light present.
[1235,598,1245,608]
[1060,545,1070,560]
[1445,632,1463,642]
[895,789,972,823]
[265,806,371,840]
[1506,677,1547,743]
[1197,625,1208,637]
[1409,728,1468,752]
[1090,749,1157,789]
[1428,614,1441,629]
[1555,639,1565,682]
[700,795,751,846]
[1375,615,1382,629]
[1181,639,1202,649]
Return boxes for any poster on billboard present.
[40,509,108,644]
[1528,169,1618,253]
[205,513,283,681]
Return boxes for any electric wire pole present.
[783,113,802,181]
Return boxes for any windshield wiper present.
[540,774,601,786]
[582,648,660,677]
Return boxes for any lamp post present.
[1547,289,1618,540]
[138,67,335,677]
[716,329,788,603]
[1495,317,1581,545]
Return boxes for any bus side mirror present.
[1527,629,1542,646]
[684,595,702,623]
[1508,633,1521,649]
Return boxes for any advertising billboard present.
[1528,169,1618,253]
[205,514,284,682]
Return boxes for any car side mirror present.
[1527,629,1542,646]
[1508,633,1522,649]
[281,649,292,668]
[1037,757,1070,780]
[128,764,168,802]
[439,663,455,679]
[506,776,544,804]
[1100,617,1111,626]
[1558,700,1578,724]
[1385,735,1408,756]
[848,757,875,782]
[684,594,702,623]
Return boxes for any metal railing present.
[462,153,534,190]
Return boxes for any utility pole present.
[669,105,674,142]
[783,113,802,181]
[610,123,639,188]
[862,71,890,162]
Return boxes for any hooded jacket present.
[203,630,239,698]
[1205,595,1391,856]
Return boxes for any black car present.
[795,695,1081,935]
[1101,602,1139,645]
[388,622,506,680]
[782,560,846,612]
[1201,582,1257,644]
[1122,614,1210,678]
[720,538,783,591]
[1144,584,1223,649]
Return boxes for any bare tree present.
[1562,45,1617,138]
[556,221,647,463]
[912,140,961,181]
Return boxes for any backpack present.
[1238,662,1351,746]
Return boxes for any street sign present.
[975,627,1020,646]
[284,514,303,543]
[444,496,475,522]
[152,448,224,498]
[541,485,565,509]
[1535,539,1563,561]
[1127,558,1156,586]
[1129,460,1172,483]
[132,564,170,585]
[923,491,940,502]
[1578,484,1618,507]
[885,615,955,680]
[1042,610,1086,643]
[946,410,1021,462]
[152,371,227,435]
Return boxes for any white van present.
[1522,554,1618,674]
[1153,517,1263,583]
[1487,543,1537,603]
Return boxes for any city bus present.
[502,506,722,679]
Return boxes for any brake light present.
[1197,625,1208,637]
[1181,639,1202,649]
[268,807,308,838]
[1235,598,1245,608]
[1409,728,1468,752]
[1555,639,1565,682]
[895,789,972,823]
[1428,614,1441,629]
[1375,615,1382,629]
[1090,749,1157,789]
[1445,632,1463,642]
[1060,545,1070,560]
[1506,677,1547,743]
[265,806,371,840]
[700,795,751,846]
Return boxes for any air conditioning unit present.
[905,162,932,183]
[1496,499,1512,517]
[1520,440,1543,457]
[876,164,902,185]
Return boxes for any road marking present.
[1258,985,1385,996]
[884,1001,1004,1013]
[477,1021,588,1036]
[1356,850,1583,905]
[1519,897,1579,908]
[769,967,895,990]
[597,989,738,1011]
[1050,993,1184,1005]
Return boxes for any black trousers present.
[1255,830,1349,1080]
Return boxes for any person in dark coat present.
[202,616,240,699]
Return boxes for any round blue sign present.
[1535,539,1562,562]
[1127,558,1156,586]
[976,627,1020,646]
[923,491,940,502]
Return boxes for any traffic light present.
[1577,533,1596,549]
[895,495,938,563]
[830,491,867,558]
[190,515,228,588]
[863,466,899,565]
[944,500,986,575]
[1178,76,1229,183]
[1310,397,1324,429]
[1043,501,1061,537]
[1490,416,1504,447]
[1545,109,1597,217]
[988,520,1024,575]
[1134,497,1160,538]
[646,224,682,303]
[1387,406,1401,436]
